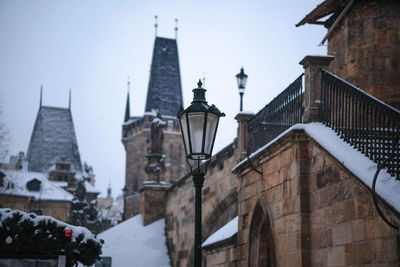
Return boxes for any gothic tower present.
[122,36,187,219]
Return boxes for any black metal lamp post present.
[236,67,248,112]
[177,80,225,267]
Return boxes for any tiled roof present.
[145,37,183,117]
[26,106,82,173]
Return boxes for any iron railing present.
[247,74,304,154]
[320,70,400,180]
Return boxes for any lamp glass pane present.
[204,113,218,155]
[242,76,248,88]
[188,112,205,156]
[179,114,190,156]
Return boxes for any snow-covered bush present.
[0,208,103,266]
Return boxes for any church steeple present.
[144,37,183,117]
[124,80,131,122]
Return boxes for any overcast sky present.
[0,0,326,197]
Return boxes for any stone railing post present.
[299,55,334,123]
[140,181,169,225]
[235,112,254,160]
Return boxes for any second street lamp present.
[177,79,225,267]
[236,67,248,112]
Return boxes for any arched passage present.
[249,202,276,267]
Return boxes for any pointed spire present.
[145,37,183,116]
[154,15,158,37]
[39,85,43,108]
[174,18,178,40]
[68,89,71,110]
[107,179,112,198]
[124,79,131,122]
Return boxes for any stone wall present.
[204,242,238,267]
[0,195,71,222]
[122,115,187,218]
[328,0,400,109]
[140,183,168,225]
[234,129,400,266]
[165,141,239,267]
[0,195,31,211]
[29,201,71,222]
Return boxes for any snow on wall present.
[233,123,400,212]
[202,216,238,247]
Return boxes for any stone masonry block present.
[351,219,365,241]
[332,222,352,246]
[327,246,345,267]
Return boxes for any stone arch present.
[248,201,276,267]
[187,190,238,266]
[203,190,238,240]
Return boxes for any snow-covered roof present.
[233,123,400,212]
[0,169,74,201]
[98,214,170,267]
[123,116,141,126]
[203,216,238,247]
[84,181,100,194]
[145,37,183,117]
[50,181,68,187]
[26,106,83,173]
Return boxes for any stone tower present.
[122,36,187,219]
[297,0,400,110]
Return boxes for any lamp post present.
[177,80,225,267]
[236,67,248,112]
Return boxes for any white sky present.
[0,0,326,197]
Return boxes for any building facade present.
[0,100,99,222]
[121,1,400,265]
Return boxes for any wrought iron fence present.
[320,70,400,180]
[247,74,304,154]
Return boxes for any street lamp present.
[177,79,225,267]
[236,67,248,111]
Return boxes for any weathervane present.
[175,18,178,39]
[154,15,158,37]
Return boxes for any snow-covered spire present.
[107,180,112,198]
[68,89,71,110]
[39,85,43,107]
[144,36,183,116]
[124,79,131,122]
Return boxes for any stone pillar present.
[139,181,169,226]
[235,112,254,160]
[299,55,334,123]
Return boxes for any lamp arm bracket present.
[246,140,262,175]
[372,154,399,230]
